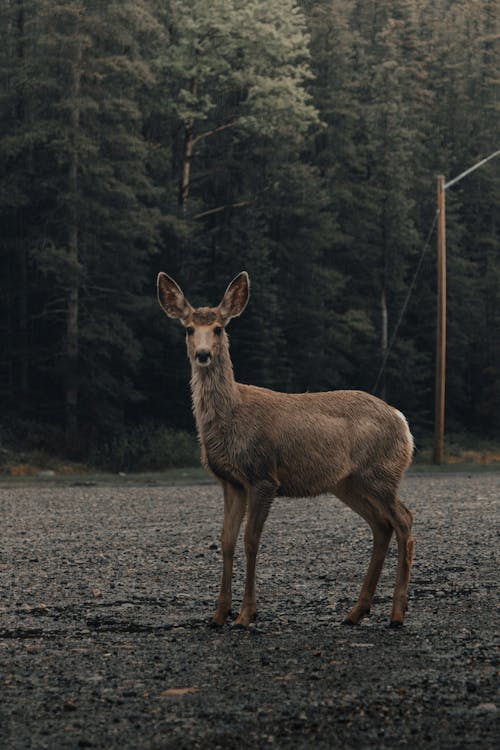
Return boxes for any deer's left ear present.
[218,272,250,323]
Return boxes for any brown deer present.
[157,271,414,628]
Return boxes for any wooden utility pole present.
[433,175,446,464]
[432,151,500,465]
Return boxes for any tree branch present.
[191,119,238,147]
[193,199,256,220]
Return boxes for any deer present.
[157,271,414,628]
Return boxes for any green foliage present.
[164,0,318,138]
[0,0,499,462]
[88,424,199,472]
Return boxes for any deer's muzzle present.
[195,349,212,366]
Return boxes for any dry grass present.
[5,462,89,477]
[446,449,500,465]
[7,464,40,477]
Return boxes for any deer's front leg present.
[211,482,246,627]
[234,479,276,627]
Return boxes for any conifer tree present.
[1,0,162,442]
[1,0,499,461]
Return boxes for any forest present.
[0,0,499,470]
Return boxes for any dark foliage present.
[0,0,498,466]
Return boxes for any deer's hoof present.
[389,619,404,628]
[342,617,358,627]
[233,611,257,628]
[210,610,230,628]
[343,605,369,626]
[209,619,224,629]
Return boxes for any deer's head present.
[157,271,250,368]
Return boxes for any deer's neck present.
[190,341,239,439]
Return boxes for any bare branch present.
[193,199,256,220]
[191,120,238,147]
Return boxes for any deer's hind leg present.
[336,481,394,625]
[211,481,246,627]
[385,498,414,626]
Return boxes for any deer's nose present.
[195,349,211,364]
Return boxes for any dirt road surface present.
[1,473,498,749]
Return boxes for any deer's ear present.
[218,272,250,323]
[157,272,193,321]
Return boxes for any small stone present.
[475,703,496,713]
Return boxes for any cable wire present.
[372,211,438,395]
[444,149,500,190]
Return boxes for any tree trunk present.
[16,0,28,397]
[65,36,82,443]
[18,240,28,396]
[178,118,237,212]
[179,129,194,211]
[380,286,388,401]
[66,229,79,442]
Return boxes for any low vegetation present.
[0,422,199,476]
[1,423,499,479]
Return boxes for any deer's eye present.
[214,326,223,336]
[186,326,195,336]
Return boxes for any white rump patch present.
[394,409,415,453]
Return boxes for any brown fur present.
[192,309,217,325]
[158,271,415,627]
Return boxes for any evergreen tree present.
[1,0,163,444]
[0,0,37,410]
[1,0,499,463]
[148,0,322,403]
[306,0,431,418]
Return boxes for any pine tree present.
[0,0,37,409]
[2,0,499,460]
[1,0,163,444]
[160,0,318,212]
[147,0,322,400]
[305,1,432,418]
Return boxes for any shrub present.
[88,423,199,472]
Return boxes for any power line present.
[444,149,500,190]
[372,211,438,395]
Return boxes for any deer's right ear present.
[157,272,193,321]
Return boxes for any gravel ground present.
[1,473,498,749]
